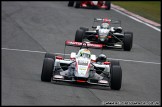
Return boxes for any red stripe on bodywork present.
[56,56,63,60]
[103,61,111,65]
[76,80,86,83]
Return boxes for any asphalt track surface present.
[2,1,161,105]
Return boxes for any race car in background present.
[74,18,133,51]
[41,42,122,90]
[68,1,111,10]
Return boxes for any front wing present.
[52,75,110,87]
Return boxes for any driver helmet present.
[78,49,91,58]
[101,23,110,29]
[96,54,107,62]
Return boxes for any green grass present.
[112,1,161,23]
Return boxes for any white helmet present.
[78,49,91,58]
[101,23,109,29]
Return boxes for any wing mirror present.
[70,52,76,59]
[91,54,97,62]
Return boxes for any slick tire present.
[108,59,120,66]
[68,1,74,7]
[45,53,55,61]
[75,29,84,42]
[105,1,111,10]
[75,1,81,8]
[110,65,122,90]
[123,32,133,51]
[80,27,89,32]
[41,58,54,82]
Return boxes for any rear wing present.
[63,40,104,58]
[94,18,111,22]
[93,18,121,27]
[65,40,103,49]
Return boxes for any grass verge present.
[112,1,161,24]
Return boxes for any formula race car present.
[68,1,111,10]
[74,18,133,51]
[41,41,122,90]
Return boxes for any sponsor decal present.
[65,40,103,48]
[79,68,86,70]
[78,60,88,65]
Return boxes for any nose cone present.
[75,65,90,78]
[100,38,105,41]
[99,29,109,34]
[75,58,90,78]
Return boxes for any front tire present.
[75,29,84,42]
[123,32,133,51]
[45,53,55,61]
[110,65,122,90]
[80,27,89,32]
[41,58,54,82]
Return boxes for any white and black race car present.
[41,42,122,90]
[75,18,133,51]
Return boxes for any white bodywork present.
[98,29,110,41]
[92,1,98,5]
[75,57,91,77]
[96,26,115,32]
[54,52,110,78]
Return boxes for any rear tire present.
[41,58,54,82]
[105,1,111,10]
[75,29,84,42]
[123,32,133,51]
[75,1,81,8]
[68,1,74,7]
[110,65,122,90]
[108,59,120,66]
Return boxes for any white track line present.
[107,58,160,65]
[2,48,160,65]
[2,48,46,54]
[111,8,161,32]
